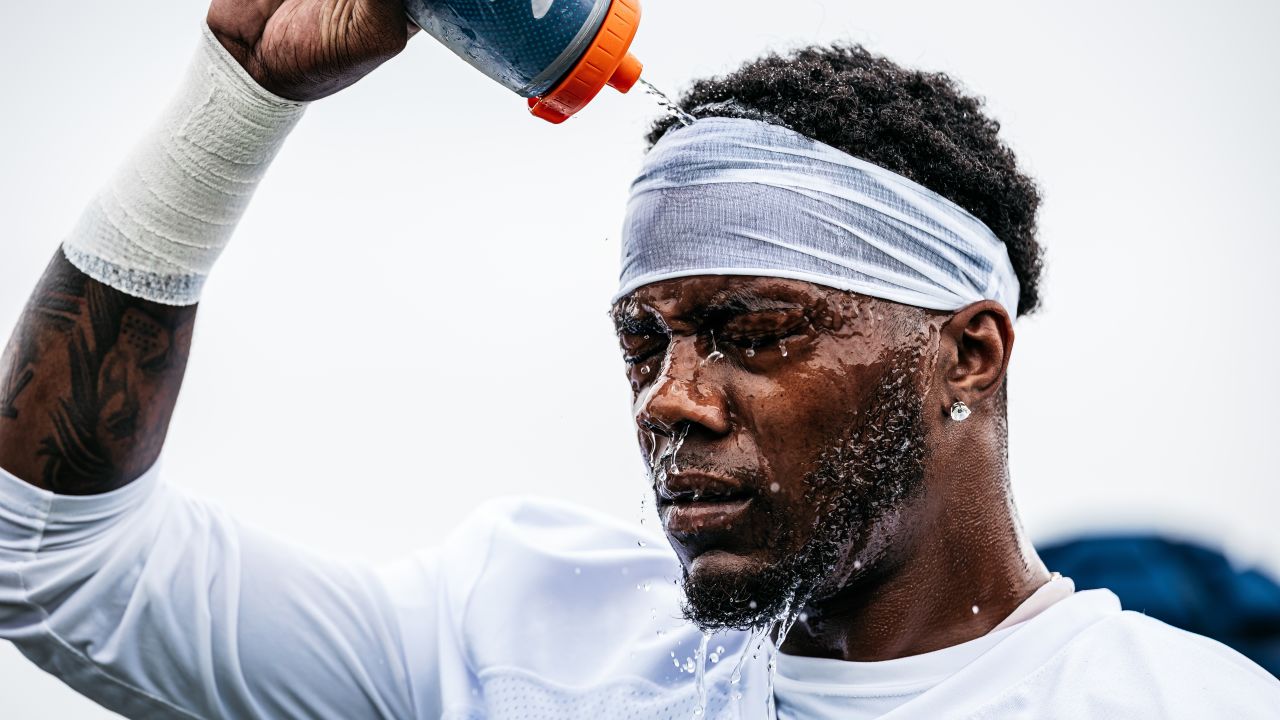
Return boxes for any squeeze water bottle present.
[403,0,644,123]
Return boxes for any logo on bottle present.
[531,0,555,20]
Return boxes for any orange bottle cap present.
[528,0,644,124]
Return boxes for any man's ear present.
[936,300,1015,412]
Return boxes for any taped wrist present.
[62,25,307,306]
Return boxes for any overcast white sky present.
[2,1,1278,716]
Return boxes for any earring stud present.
[950,401,972,422]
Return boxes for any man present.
[0,0,1275,718]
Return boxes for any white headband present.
[615,118,1021,318]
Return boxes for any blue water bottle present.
[404,0,644,123]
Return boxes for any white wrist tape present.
[62,25,306,306]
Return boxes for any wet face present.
[613,276,941,631]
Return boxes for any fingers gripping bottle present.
[403,0,644,123]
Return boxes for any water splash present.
[638,488,652,552]
[719,592,811,718]
[730,624,770,687]
[766,603,802,720]
[692,631,711,718]
[668,425,690,474]
[639,78,697,127]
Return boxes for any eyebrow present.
[612,287,807,333]
[614,313,663,335]
[614,307,665,335]
[698,288,805,317]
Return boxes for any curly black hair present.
[646,44,1045,316]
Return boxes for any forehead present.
[612,275,831,322]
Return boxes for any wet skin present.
[0,5,419,492]
[613,275,1051,662]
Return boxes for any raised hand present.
[207,0,417,101]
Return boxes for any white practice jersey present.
[1,463,1277,719]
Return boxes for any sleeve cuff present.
[0,461,163,553]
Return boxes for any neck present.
[780,456,1049,662]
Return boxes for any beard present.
[676,355,929,632]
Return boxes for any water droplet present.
[748,600,758,609]
[745,348,756,358]
[769,482,781,493]
[853,559,863,570]
[637,539,647,547]
[704,330,724,364]
[640,365,650,375]
[574,567,581,575]
[972,605,980,614]
[778,341,788,357]
[798,612,809,623]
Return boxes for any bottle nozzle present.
[608,53,644,94]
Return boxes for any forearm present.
[0,28,305,492]
[0,253,195,494]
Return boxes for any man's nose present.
[635,337,731,437]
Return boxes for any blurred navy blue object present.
[1039,536,1280,678]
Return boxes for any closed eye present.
[718,308,808,349]
[618,324,668,365]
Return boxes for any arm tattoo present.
[0,251,197,494]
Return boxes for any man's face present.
[613,276,941,631]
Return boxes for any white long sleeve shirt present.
[1,462,1277,719]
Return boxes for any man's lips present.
[663,496,754,536]
[656,471,751,503]
[657,471,756,535]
